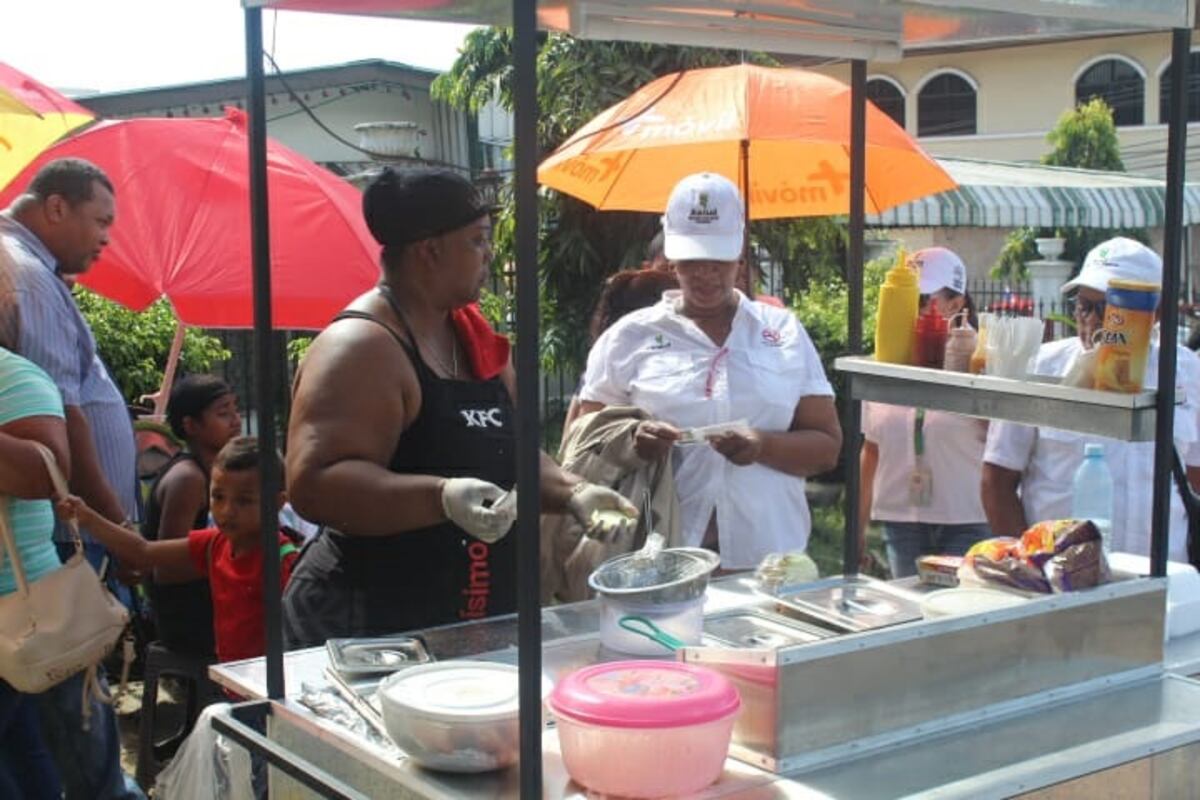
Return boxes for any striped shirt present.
[0,349,66,595]
[0,213,139,544]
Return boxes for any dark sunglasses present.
[1075,296,1107,319]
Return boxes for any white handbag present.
[0,442,129,694]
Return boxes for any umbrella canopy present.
[537,63,956,219]
[0,108,381,329]
[0,63,94,190]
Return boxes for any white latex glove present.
[441,478,517,543]
[566,482,639,542]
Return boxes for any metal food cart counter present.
[211,575,1200,799]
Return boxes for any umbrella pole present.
[740,138,752,296]
[151,321,186,419]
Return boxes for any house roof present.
[76,59,441,116]
[870,156,1200,228]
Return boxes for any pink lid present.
[549,661,740,729]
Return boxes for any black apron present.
[282,295,517,649]
[142,452,216,658]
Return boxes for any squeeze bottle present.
[914,305,949,369]
[1071,443,1114,552]
[874,248,920,364]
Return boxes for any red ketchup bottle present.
[914,306,949,369]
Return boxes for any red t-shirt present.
[187,528,299,663]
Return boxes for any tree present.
[74,288,231,403]
[433,30,843,372]
[994,98,1145,278]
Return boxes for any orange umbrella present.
[0,63,95,190]
[538,63,955,219]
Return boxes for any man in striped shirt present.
[0,158,143,799]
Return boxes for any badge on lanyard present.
[908,408,933,507]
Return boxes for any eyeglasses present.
[1075,296,1107,319]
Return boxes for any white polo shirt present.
[579,290,833,569]
[984,337,1200,562]
[863,402,989,525]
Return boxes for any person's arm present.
[150,462,208,582]
[858,440,878,549]
[58,496,198,579]
[286,322,447,536]
[0,416,69,499]
[981,463,1027,537]
[64,405,126,524]
[710,395,842,477]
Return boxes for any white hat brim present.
[663,232,743,262]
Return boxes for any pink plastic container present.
[549,661,740,798]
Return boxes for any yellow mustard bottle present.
[873,247,919,364]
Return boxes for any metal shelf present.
[835,355,1160,441]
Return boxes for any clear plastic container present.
[1072,443,1114,552]
[598,594,704,655]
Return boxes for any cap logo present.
[688,191,720,225]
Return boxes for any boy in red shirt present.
[60,436,299,663]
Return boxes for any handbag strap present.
[0,443,78,598]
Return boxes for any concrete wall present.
[810,30,1200,179]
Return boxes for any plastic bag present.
[959,522,1110,595]
[153,703,254,800]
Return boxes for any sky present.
[5,2,480,95]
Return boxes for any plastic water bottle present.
[1072,443,1114,552]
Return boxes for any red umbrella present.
[0,107,381,329]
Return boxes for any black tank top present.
[283,288,517,638]
[142,452,216,658]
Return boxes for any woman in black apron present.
[281,168,636,648]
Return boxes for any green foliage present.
[286,335,313,365]
[792,256,887,370]
[992,98,1144,280]
[73,288,230,403]
[1043,97,1125,171]
[805,489,888,579]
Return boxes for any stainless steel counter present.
[212,576,1200,799]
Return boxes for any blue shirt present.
[0,349,66,595]
[0,213,139,544]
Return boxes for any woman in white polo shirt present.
[859,247,991,577]
[577,173,843,570]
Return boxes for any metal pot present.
[588,546,720,606]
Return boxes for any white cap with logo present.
[661,172,745,262]
[1061,237,1162,293]
[911,247,966,295]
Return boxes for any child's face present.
[209,466,261,549]
[186,394,242,452]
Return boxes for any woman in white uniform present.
[859,247,991,577]
[576,173,842,570]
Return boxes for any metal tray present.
[767,575,925,633]
[325,636,431,678]
[703,608,834,649]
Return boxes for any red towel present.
[452,303,511,380]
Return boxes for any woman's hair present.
[589,269,679,342]
[167,374,234,440]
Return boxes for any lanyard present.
[704,347,730,398]
[913,408,926,459]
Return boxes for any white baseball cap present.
[661,172,745,262]
[911,247,966,295]
[1061,237,1162,293]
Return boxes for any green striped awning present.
[869,157,1200,229]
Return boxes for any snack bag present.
[959,537,1051,594]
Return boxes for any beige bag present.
[0,443,128,693]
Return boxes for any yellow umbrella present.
[0,63,94,190]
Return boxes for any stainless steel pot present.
[588,546,720,605]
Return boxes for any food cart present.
[216,1,1200,797]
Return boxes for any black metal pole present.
[843,59,867,577]
[513,0,543,795]
[741,138,752,296]
[1152,27,1190,578]
[244,7,284,699]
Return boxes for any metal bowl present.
[588,546,720,605]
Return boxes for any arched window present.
[917,72,976,137]
[1075,57,1144,126]
[1158,51,1200,123]
[866,77,905,128]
